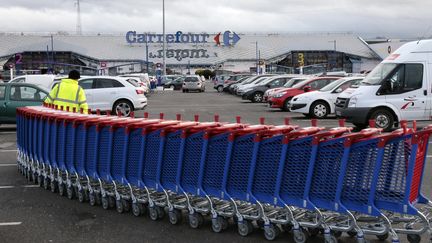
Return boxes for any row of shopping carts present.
[16,104,432,243]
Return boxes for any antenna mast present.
[76,0,82,35]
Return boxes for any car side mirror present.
[303,86,312,92]
[334,88,343,93]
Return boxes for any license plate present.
[336,111,341,116]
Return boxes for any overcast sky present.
[0,0,431,38]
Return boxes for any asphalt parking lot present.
[0,83,431,243]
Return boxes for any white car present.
[289,77,363,118]
[78,76,147,116]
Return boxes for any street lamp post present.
[162,0,166,78]
[255,41,258,75]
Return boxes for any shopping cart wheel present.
[293,228,308,243]
[58,183,65,197]
[122,199,130,212]
[149,207,159,221]
[101,196,110,210]
[376,233,389,241]
[50,181,57,193]
[169,209,182,225]
[256,220,265,229]
[116,200,124,213]
[43,178,49,190]
[237,221,254,237]
[331,230,342,238]
[189,213,204,229]
[66,186,75,200]
[38,176,43,187]
[77,189,85,203]
[212,216,227,233]
[347,231,357,237]
[308,228,320,237]
[131,203,144,217]
[282,224,293,232]
[325,234,338,243]
[108,196,115,208]
[407,234,421,243]
[89,193,97,206]
[264,224,281,241]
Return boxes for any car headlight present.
[273,92,286,98]
[348,97,357,107]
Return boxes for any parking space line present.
[0,150,17,152]
[22,185,40,188]
[0,222,22,226]
[0,186,15,189]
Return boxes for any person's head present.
[68,70,80,80]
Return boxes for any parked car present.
[214,74,250,92]
[9,74,58,89]
[229,76,258,94]
[78,76,147,116]
[234,74,275,95]
[268,77,341,111]
[0,83,48,124]
[223,76,250,92]
[124,77,150,94]
[162,75,183,85]
[182,75,205,92]
[241,75,295,102]
[263,77,309,102]
[336,40,432,131]
[164,76,185,90]
[290,77,363,118]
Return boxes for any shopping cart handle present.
[376,130,407,147]
[181,122,222,138]
[203,123,248,139]
[109,119,144,132]
[343,128,382,146]
[141,121,181,135]
[124,119,161,134]
[411,126,432,144]
[312,127,352,145]
[254,125,298,142]
[282,127,324,144]
[160,122,200,137]
[228,125,272,141]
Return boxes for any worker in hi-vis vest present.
[44,70,88,114]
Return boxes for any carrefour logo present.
[214,31,241,46]
[126,30,240,46]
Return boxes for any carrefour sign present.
[126,30,240,46]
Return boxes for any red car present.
[268,77,341,111]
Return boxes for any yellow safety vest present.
[44,78,89,114]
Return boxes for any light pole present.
[255,41,258,75]
[162,0,166,77]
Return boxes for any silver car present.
[182,75,205,92]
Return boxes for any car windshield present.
[253,77,270,85]
[125,78,140,87]
[319,78,347,92]
[361,63,398,85]
[284,78,306,87]
[292,79,314,89]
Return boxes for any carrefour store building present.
[0,31,383,79]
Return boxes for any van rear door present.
[383,63,428,121]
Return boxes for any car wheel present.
[282,98,291,111]
[112,100,133,117]
[370,109,394,131]
[252,92,264,103]
[182,89,185,93]
[217,86,223,92]
[170,85,175,89]
[310,101,330,118]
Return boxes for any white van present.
[335,39,432,131]
[8,75,58,90]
